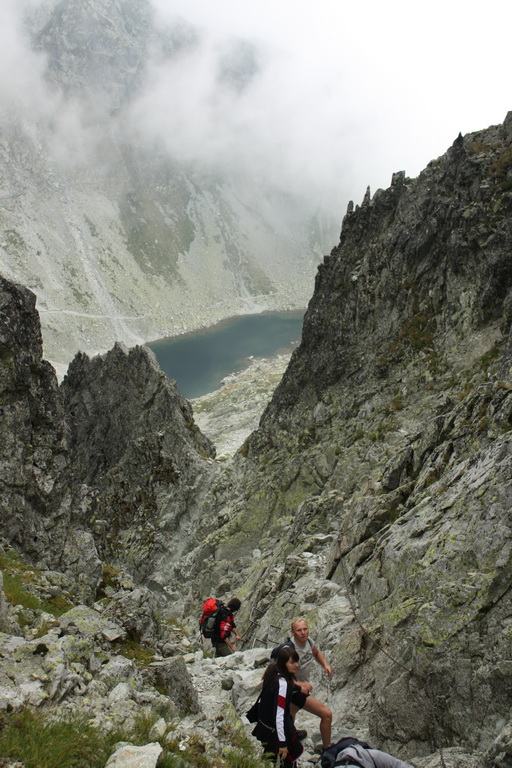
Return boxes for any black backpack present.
[320,737,371,768]
[270,639,295,659]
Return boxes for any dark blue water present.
[148,310,304,399]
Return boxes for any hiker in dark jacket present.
[252,646,307,765]
[212,598,241,656]
[323,738,414,768]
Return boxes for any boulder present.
[147,656,201,715]
[105,742,162,768]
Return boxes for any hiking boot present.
[296,729,308,740]
[314,742,330,754]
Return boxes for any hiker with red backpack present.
[199,597,242,656]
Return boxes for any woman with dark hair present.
[252,646,307,765]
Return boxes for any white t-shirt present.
[290,636,315,681]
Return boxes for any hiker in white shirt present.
[289,617,333,748]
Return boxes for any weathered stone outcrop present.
[1,115,512,767]
[61,343,216,580]
[181,115,512,760]
[254,113,512,445]
[0,276,76,568]
[0,276,218,598]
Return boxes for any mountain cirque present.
[0,0,335,378]
[0,115,511,767]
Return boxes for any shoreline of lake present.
[148,309,305,399]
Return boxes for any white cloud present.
[1,0,510,214]
[146,0,512,210]
[0,0,109,168]
[0,1,49,115]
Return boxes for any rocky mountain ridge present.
[0,114,511,767]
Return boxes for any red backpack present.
[199,598,223,638]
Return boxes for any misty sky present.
[2,0,511,217]
[149,0,511,208]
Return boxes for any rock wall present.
[179,115,512,758]
[0,114,511,766]
[0,276,218,600]
[0,276,71,562]
[61,343,217,581]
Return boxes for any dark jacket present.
[215,606,236,642]
[252,673,305,763]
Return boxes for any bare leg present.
[302,696,332,748]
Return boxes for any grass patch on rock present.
[0,709,127,768]
[0,548,73,618]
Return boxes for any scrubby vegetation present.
[0,708,270,768]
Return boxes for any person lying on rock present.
[212,597,242,656]
[251,646,306,766]
[321,736,414,768]
[288,617,333,749]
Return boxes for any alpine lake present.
[147,310,305,399]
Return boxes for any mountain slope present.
[0,111,511,764]
[185,114,512,757]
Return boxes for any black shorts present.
[290,688,308,709]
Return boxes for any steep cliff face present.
[61,343,217,581]
[253,114,512,440]
[0,276,70,558]
[0,277,218,600]
[189,115,512,756]
[0,115,511,766]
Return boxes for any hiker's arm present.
[313,646,333,678]
[225,636,237,651]
[294,679,313,694]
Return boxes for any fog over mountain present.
[0,0,336,376]
[0,0,510,376]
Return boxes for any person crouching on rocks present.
[212,598,242,656]
[252,646,307,765]
[321,737,415,768]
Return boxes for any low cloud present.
[0,1,114,169]
[133,0,512,212]
[1,0,511,216]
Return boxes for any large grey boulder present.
[101,587,162,647]
[104,742,163,768]
[58,604,126,643]
[147,656,201,715]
